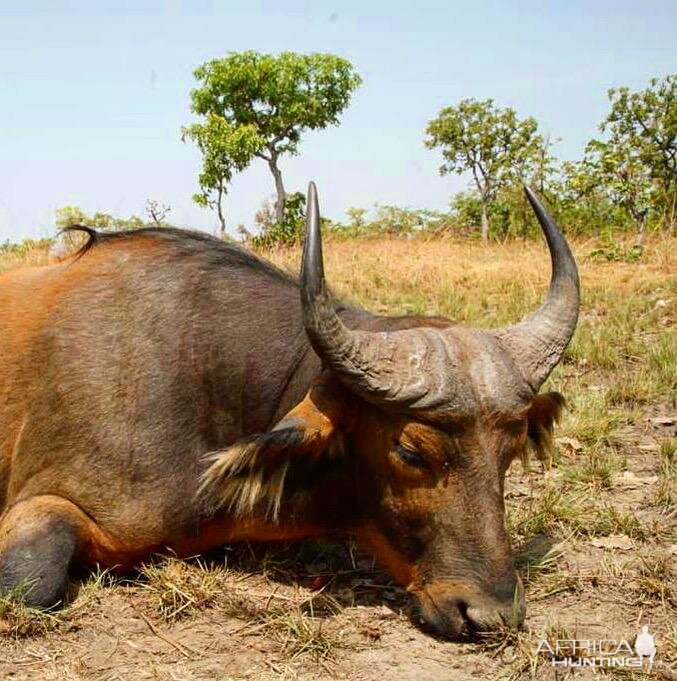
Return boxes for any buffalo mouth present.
[410,583,526,640]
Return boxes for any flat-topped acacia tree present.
[184,51,361,231]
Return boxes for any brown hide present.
[0,230,325,562]
[0,226,569,638]
[0,231,447,563]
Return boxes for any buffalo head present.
[202,183,579,638]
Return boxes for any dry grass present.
[0,245,53,272]
[656,438,677,508]
[0,583,62,639]
[508,484,650,544]
[139,557,222,623]
[256,598,354,663]
[634,553,675,606]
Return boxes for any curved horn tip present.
[523,185,546,213]
[302,181,324,297]
[305,181,320,228]
[498,184,580,391]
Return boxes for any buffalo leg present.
[0,495,88,609]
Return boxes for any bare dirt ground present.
[0,234,675,680]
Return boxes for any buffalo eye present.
[394,444,429,470]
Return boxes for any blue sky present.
[0,0,675,241]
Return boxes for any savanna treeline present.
[3,53,675,256]
[184,57,675,249]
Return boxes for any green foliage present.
[249,199,454,247]
[189,51,361,158]
[582,75,677,238]
[448,191,484,235]
[344,207,368,230]
[449,184,561,239]
[425,99,542,187]
[14,72,671,249]
[421,77,676,243]
[602,75,676,198]
[425,98,545,239]
[368,205,449,235]
[186,50,361,229]
[250,191,307,248]
[588,242,644,263]
[545,75,676,243]
[55,206,150,232]
[554,159,619,237]
[334,205,454,237]
[182,114,262,236]
[0,237,54,256]
[584,138,654,238]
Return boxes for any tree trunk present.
[268,156,286,224]
[634,214,646,250]
[480,200,489,243]
[216,184,226,239]
[667,190,677,234]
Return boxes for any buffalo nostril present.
[456,598,469,622]
[414,594,468,639]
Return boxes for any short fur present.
[0,225,575,637]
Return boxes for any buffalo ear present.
[524,392,565,466]
[198,375,353,520]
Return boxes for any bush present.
[0,237,54,257]
[331,204,455,238]
[55,206,148,232]
[251,191,307,248]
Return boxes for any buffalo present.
[0,184,579,637]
